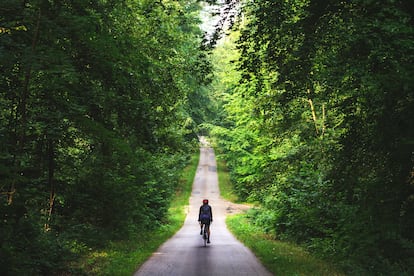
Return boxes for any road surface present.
[134,137,272,276]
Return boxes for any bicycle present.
[201,223,210,247]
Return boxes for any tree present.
[208,0,414,274]
[0,0,210,274]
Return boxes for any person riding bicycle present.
[198,199,213,243]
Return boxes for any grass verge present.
[80,151,200,275]
[216,151,343,276]
[216,157,239,202]
[226,214,344,276]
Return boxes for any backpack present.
[200,205,211,220]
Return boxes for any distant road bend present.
[134,137,272,276]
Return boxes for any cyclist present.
[198,199,213,243]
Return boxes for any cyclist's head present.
[203,199,209,204]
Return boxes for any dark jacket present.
[198,204,213,222]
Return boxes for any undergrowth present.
[227,214,344,276]
[76,151,200,275]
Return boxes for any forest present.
[1,0,413,275]
[207,0,414,275]
[0,0,212,274]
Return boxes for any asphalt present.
[134,137,272,276]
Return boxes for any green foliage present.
[227,213,344,276]
[0,0,208,274]
[208,0,414,274]
[216,157,239,202]
[76,151,199,275]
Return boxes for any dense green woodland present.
[0,0,214,274]
[208,0,414,275]
[1,0,413,275]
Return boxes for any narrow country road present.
[134,137,272,276]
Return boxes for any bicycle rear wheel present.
[203,227,207,247]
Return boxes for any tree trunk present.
[9,8,42,205]
[45,138,55,231]
[307,89,319,136]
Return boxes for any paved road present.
[134,138,272,276]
